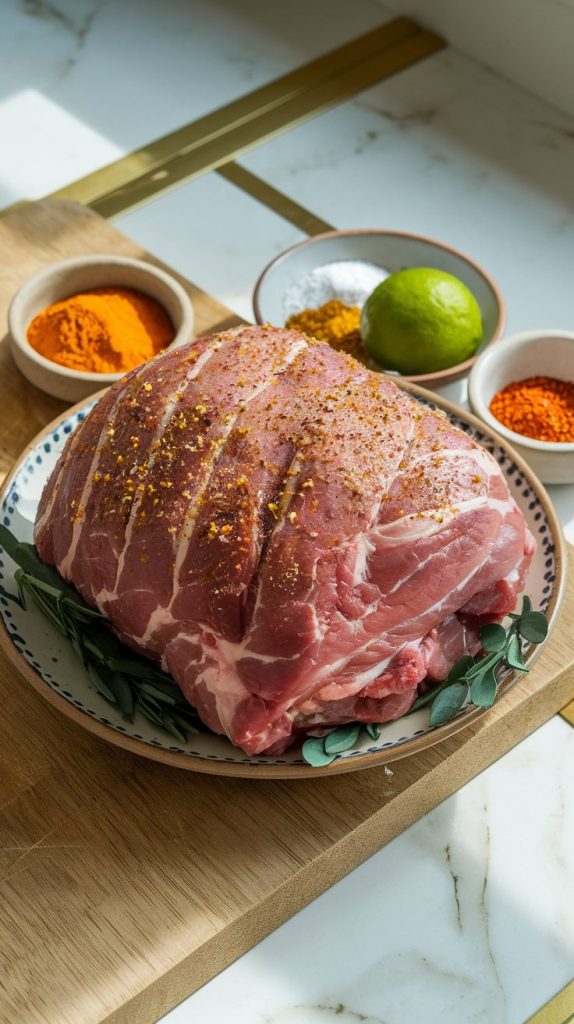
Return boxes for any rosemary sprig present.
[0,524,203,743]
[301,598,548,767]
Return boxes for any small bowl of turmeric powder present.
[8,255,194,402]
[469,329,574,484]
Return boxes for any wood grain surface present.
[1,201,573,1024]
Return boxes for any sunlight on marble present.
[0,0,388,201]
[0,88,123,205]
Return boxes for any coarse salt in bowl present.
[282,260,389,318]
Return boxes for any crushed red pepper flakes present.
[490,375,574,442]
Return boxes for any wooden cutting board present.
[1,201,573,1024]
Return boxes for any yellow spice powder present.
[286,300,366,362]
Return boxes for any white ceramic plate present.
[0,388,565,778]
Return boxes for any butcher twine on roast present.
[35,326,535,755]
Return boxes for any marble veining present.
[21,0,105,78]
[266,1004,386,1022]
[443,843,462,930]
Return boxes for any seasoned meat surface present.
[35,326,535,754]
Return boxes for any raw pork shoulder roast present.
[35,326,535,754]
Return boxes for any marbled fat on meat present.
[35,327,535,754]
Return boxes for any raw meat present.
[35,326,535,754]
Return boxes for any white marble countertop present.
[2,2,574,1022]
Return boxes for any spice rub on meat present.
[35,325,535,755]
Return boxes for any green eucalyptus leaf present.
[301,737,337,767]
[365,723,380,740]
[429,683,468,726]
[324,723,361,754]
[518,611,548,644]
[470,666,498,708]
[521,595,532,615]
[505,634,528,672]
[480,623,507,653]
[448,654,475,681]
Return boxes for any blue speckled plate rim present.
[0,382,566,778]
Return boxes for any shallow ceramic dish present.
[0,383,564,778]
[8,255,195,402]
[253,229,505,388]
[469,330,574,485]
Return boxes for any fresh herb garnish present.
[0,524,203,743]
[406,598,547,727]
[301,599,547,767]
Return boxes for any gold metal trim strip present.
[47,18,421,211]
[560,699,574,727]
[526,979,574,1024]
[90,29,443,219]
[217,163,334,235]
[45,23,442,219]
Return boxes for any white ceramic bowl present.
[253,229,505,388]
[468,330,574,484]
[8,255,195,402]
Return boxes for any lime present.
[360,267,483,374]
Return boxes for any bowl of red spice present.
[468,329,574,484]
[8,255,194,402]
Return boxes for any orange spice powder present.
[490,375,574,442]
[27,287,175,374]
